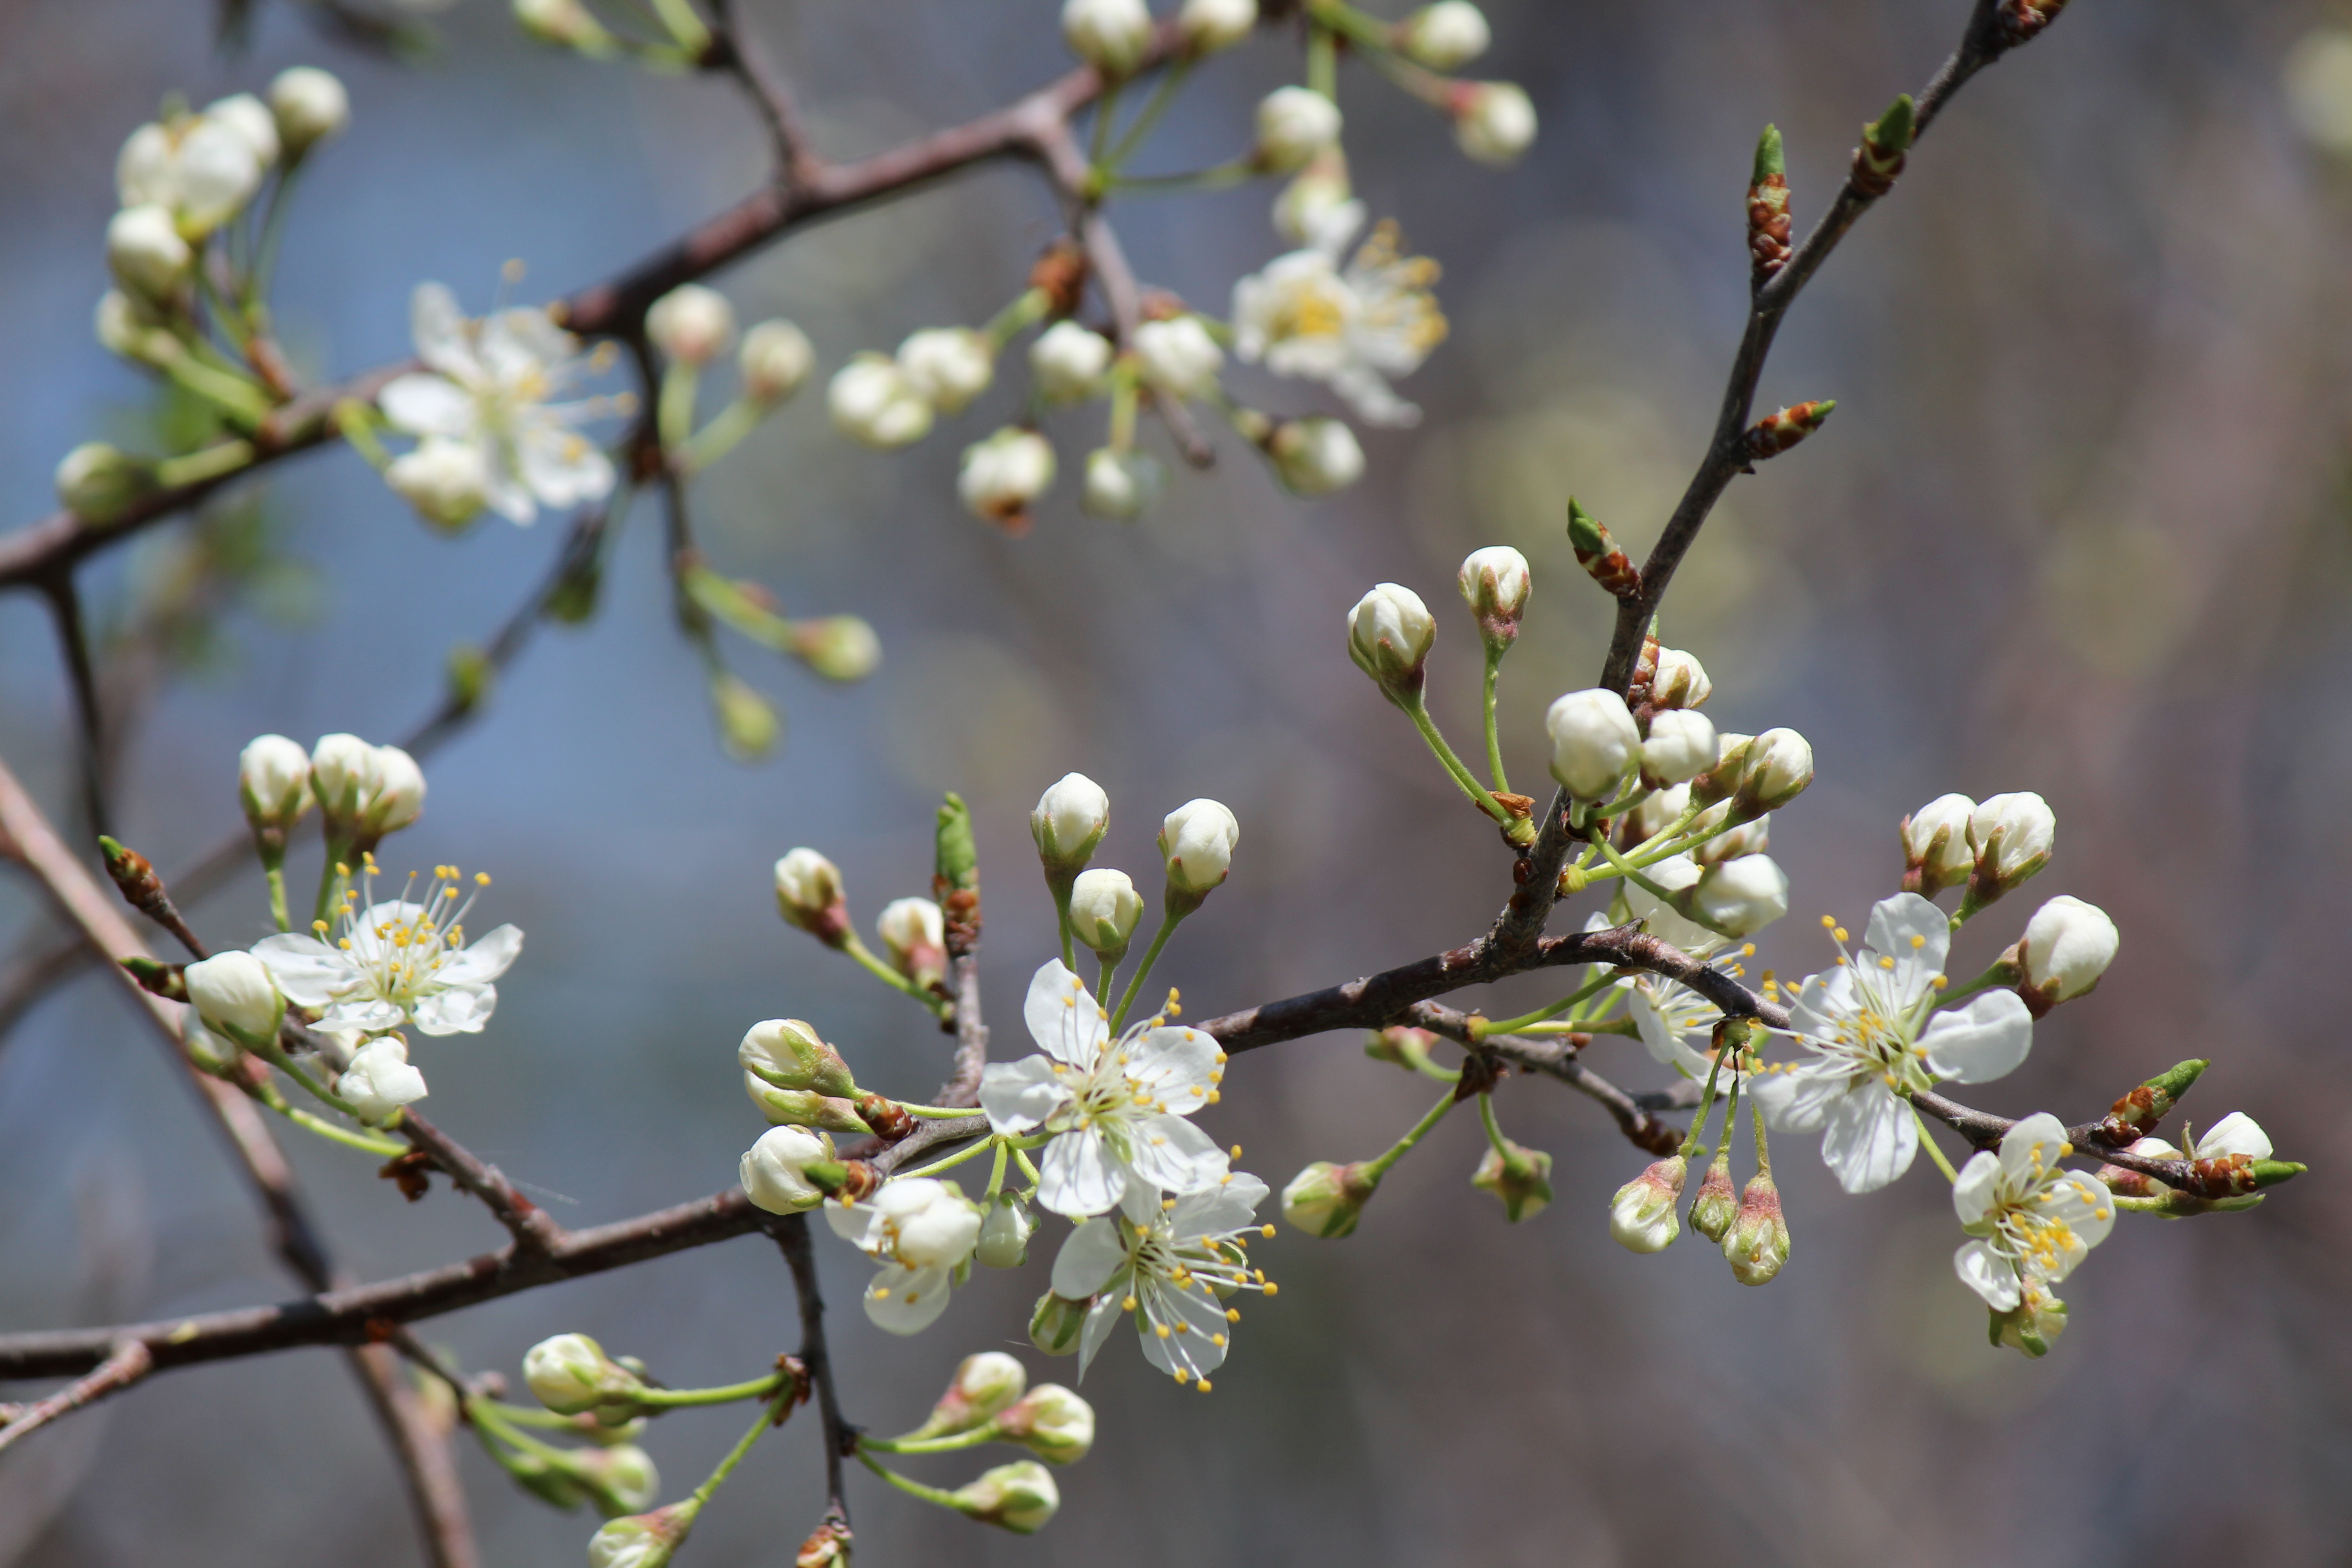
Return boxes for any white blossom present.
[980,960,1230,1218]
[738,319,814,404]
[828,1177,983,1334]
[106,206,191,302]
[1132,317,1225,399]
[1267,417,1364,494]
[951,1461,1060,1534]
[1254,86,1342,172]
[2128,1110,2271,1167]
[386,439,493,530]
[1398,1,1490,69]
[206,93,280,167]
[897,327,995,414]
[1952,1112,2114,1312]
[1032,773,1110,875]
[740,1125,836,1214]
[646,284,735,367]
[958,427,1056,526]
[1969,792,2055,888]
[118,103,267,236]
[1081,447,1163,518]
[1160,798,1239,895]
[1049,1172,1273,1386]
[1648,645,1711,709]
[1452,81,1537,165]
[1901,792,1977,894]
[269,67,350,155]
[1068,868,1144,960]
[1692,853,1788,936]
[1641,710,1718,787]
[1457,544,1530,627]
[378,283,617,525]
[238,734,313,831]
[827,353,934,448]
[1545,688,1639,800]
[184,950,286,1047]
[1608,1156,1685,1252]
[253,862,520,1035]
[1753,893,2034,1193]
[337,1035,428,1122]
[1231,213,1444,427]
[1346,582,1435,691]
[1062,0,1153,75]
[1029,321,1113,401]
[1179,0,1257,53]
[2016,894,2118,1009]
[1622,853,1721,952]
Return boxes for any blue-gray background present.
[3,1,2347,1563]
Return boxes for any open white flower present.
[1751,893,2033,1193]
[252,861,521,1035]
[378,282,617,525]
[2128,1110,2271,1166]
[1049,1173,1273,1387]
[1231,213,1445,427]
[828,1176,982,1335]
[118,103,269,237]
[1952,1112,2113,1313]
[979,960,1229,1219]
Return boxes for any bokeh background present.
[3,0,2350,1563]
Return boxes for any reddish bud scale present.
[98,837,172,922]
[1743,401,1835,461]
[836,1159,882,1202]
[1998,0,2068,43]
[1029,240,1089,319]
[1567,499,1641,599]
[796,1521,853,1568]
[2096,1083,2174,1145]
[380,1150,435,1202]
[1748,174,1792,279]
[855,1093,918,1143]
[2183,1153,2257,1201]
[1851,143,1906,199]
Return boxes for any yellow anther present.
[1820,915,1837,928]
[1230,1144,1243,1159]
[1154,1323,1171,1339]
[1910,934,1927,950]
[1741,944,1756,957]
[1262,1282,1279,1296]
[312,920,329,935]
[1878,956,1896,970]
[1122,1295,1138,1312]
[1207,1090,1222,1104]
[1259,1224,1275,1238]
[1172,1369,1190,1384]
[1833,926,1849,942]
[338,939,354,951]
[335,862,351,876]
[1163,1197,1178,1210]
[1931,975,1949,990]
[1225,1308,1240,1322]
[1211,1334,1227,1348]
[2059,1142,2073,1156]
[1196,1378,1212,1393]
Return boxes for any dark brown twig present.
[0,1340,151,1458]
[774,1215,853,1534]
[38,573,111,842]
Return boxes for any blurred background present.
[3,0,2349,1563]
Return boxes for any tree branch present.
[773,1215,852,1534]
[0,1341,151,1458]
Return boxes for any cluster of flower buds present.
[303,732,426,852]
[740,1018,903,1140]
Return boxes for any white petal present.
[249,933,352,1009]
[1123,1113,1229,1196]
[1954,1239,2021,1311]
[862,1264,952,1335]
[1124,1026,1220,1107]
[1050,1218,1129,1300]
[440,924,524,985]
[514,422,614,510]
[2035,1172,2115,1259]
[1024,960,1108,1068]
[1173,1172,1267,1237]
[2195,1111,2272,1163]
[979,1056,1068,1134]
[1921,990,2033,1084]
[1863,892,1950,1004]
[1631,984,1717,1079]
[1785,967,1856,1042]
[378,374,477,439]
[1820,1079,1916,1194]
[321,997,405,1032]
[412,983,495,1035]
[410,283,476,378]
[1952,1149,2002,1227]
[1037,1127,1127,1218]
[1997,1112,2071,1189]
[1749,1058,1849,1134]
[1075,1286,1127,1381]
[1137,1280,1234,1378]
[826,1200,880,1252]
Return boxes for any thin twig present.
[707,0,821,190]
[38,573,111,842]
[773,1215,853,1533]
[0,1340,151,1458]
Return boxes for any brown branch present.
[0,1340,151,1458]
[38,573,111,841]
[1406,1001,1685,1156]
[706,0,821,191]
[396,1107,568,1257]
[773,1215,853,1533]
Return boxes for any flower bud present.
[745,1078,874,1135]
[1626,782,1689,847]
[1068,868,1144,964]
[1622,852,1716,952]
[1398,1,1490,69]
[738,319,815,404]
[1031,773,1110,880]
[518,0,616,50]
[1363,1024,1442,1075]
[387,438,494,530]
[107,205,192,302]
[208,94,280,168]
[55,441,157,523]
[1282,1160,1376,1238]
[1687,731,1751,808]
[876,897,947,991]
[976,1191,1036,1268]
[587,1503,698,1568]
[309,732,378,826]
[1471,1138,1553,1222]
[796,1522,852,1568]
[1690,811,1768,866]
[1450,81,1537,165]
[1966,792,2055,906]
[357,745,426,842]
[1989,1278,2067,1358]
[1689,1151,1737,1241]
[524,1333,642,1416]
[958,427,1056,530]
[740,1125,840,1214]
[1734,728,1813,812]
[1546,688,1640,800]
[1899,793,1976,897]
[646,284,735,368]
[898,327,995,415]
[1029,321,1113,401]
[1254,86,1343,173]
[1641,709,1718,788]
[1179,0,1257,53]
[2013,894,2117,1016]
[709,672,779,761]
[910,1352,1028,1439]
[1062,0,1152,75]
[740,1019,860,1098]
[1693,853,1788,936]
[339,1036,428,1123]
[269,67,350,155]
[828,353,933,449]
[1608,1156,1686,1253]
[238,733,314,837]
[1272,147,1359,247]
[1266,416,1364,494]
[1159,798,1240,903]
[1457,545,1530,648]
[96,289,176,366]
[1133,317,1224,398]
[183,1013,245,1077]
[773,849,851,946]
[1029,1292,1090,1356]
[1647,646,1711,710]
[1080,447,1163,519]
[951,1460,1059,1534]
[994,1384,1094,1465]
[1721,1171,1789,1285]
[1346,582,1436,698]
[576,1444,661,1515]
[183,951,285,1049]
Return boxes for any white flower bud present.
[1691,812,1767,866]
[738,319,815,404]
[118,114,262,238]
[1254,86,1343,172]
[516,0,614,49]
[577,1446,660,1514]
[1061,0,1153,76]
[1452,81,1537,165]
[1471,1138,1553,1222]
[1133,317,1224,398]
[184,951,285,1048]
[1457,545,1530,642]
[646,284,735,368]
[1272,149,1361,247]
[1968,792,2055,898]
[1028,321,1113,401]
[238,733,314,834]
[1641,710,1718,788]
[995,1384,1095,1465]
[793,615,881,683]
[1179,0,1256,53]
[2015,894,2117,1012]
[876,897,946,988]
[1622,852,1717,952]
[1283,1160,1372,1238]
[338,1037,428,1123]
[740,1018,858,1098]
[1068,868,1145,961]
[1721,1172,1790,1285]
[386,438,493,530]
[911,1352,1028,1439]
[1267,416,1364,495]
[951,1460,1059,1534]
[1160,798,1240,899]
[1031,773,1110,877]
[207,94,280,169]
[958,427,1056,528]
[358,745,426,840]
[1545,688,1640,800]
[107,205,191,302]
[1647,646,1711,710]
[524,1333,640,1416]
[1736,727,1813,811]
[1900,792,1976,896]
[586,1510,690,1568]
[740,1125,838,1214]
[1628,781,1689,846]
[1398,1,1490,69]
[1080,447,1164,519]
[897,327,995,414]
[183,1012,245,1077]
[869,1177,983,1269]
[55,442,156,523]
[1692,853,1788,936]
[1346,583,1436,696]
[96,289,175,366]
[774,849,850,944]
[827,354,933,449]
[1608,1156,1686,1253]
[976,1192,1037,1268]
[309,732,380,824]
[269,67,350,155]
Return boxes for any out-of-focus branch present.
[706,0,820,189]
[37,574,111,841]
[0,1341,151,1458]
